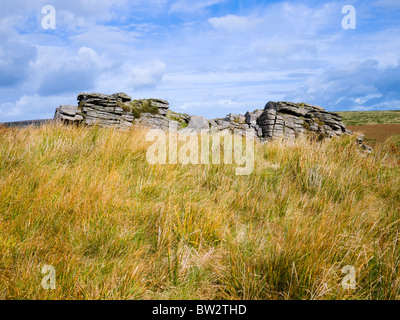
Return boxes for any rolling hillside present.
[338,110,400,147]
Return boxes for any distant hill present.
[0,119,53,128]
[338,110,400,126]
[337,110,400,147]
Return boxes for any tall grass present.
[0,124,399,300]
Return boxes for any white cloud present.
[0,40,37,87]
[284,58,400,110]
[0,102,22,119]
[208,14,262,32]
[0,94,75,121]
[70,25,142,50]
[37,47,100,96]
[129,60,166,90]
[76,47,100,66]
[2,0,400,122]
[170,0,226,13]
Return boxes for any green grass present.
[0,124,400,299]
[166,110,190,128]
[338,110,400,126]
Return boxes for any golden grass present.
[0,123,400,300]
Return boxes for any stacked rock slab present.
[209,102,348,141]
[148,99,169,116]
[210,113,254,136]
[77,92,134,130]
[132,99,177,130]
[54,105,83,123]
[54,92,174,131]
[134,114,180,130]
[256,101,347,141]
[245,110,264,137]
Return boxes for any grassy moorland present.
[346,125,400,148]
[0,124,400,300]
[338,110,400,126]
[338,110,400,147]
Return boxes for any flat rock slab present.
[187,115,210,131]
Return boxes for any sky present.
[0,0,399,122]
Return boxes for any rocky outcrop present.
[54,92,371,151]
[208,101,349,142]
[77,92,134,129]
[55,92,179,131]
[255,101,348,142]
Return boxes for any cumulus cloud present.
[208,14,262,32]
[209,2,337,35]
[0,94,74,122]
[129,60,166,90]
[1,0,400,122]
[0,102,23,119]
[285,59,400,110]
[0,40,37,87]
[38,47,100,96]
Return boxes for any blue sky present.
[0,0,399,122]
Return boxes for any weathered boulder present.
[355,134,373,153]
[149,99,169,116]
[224,113,246,124]
[55,92,173,131]
[257,101,348,141]
[187,115,210,131]
[76,93,132,129]
[134,113,180,130]
[245,110,263,126]
[54,105,83,123]
[112,92,132,102]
